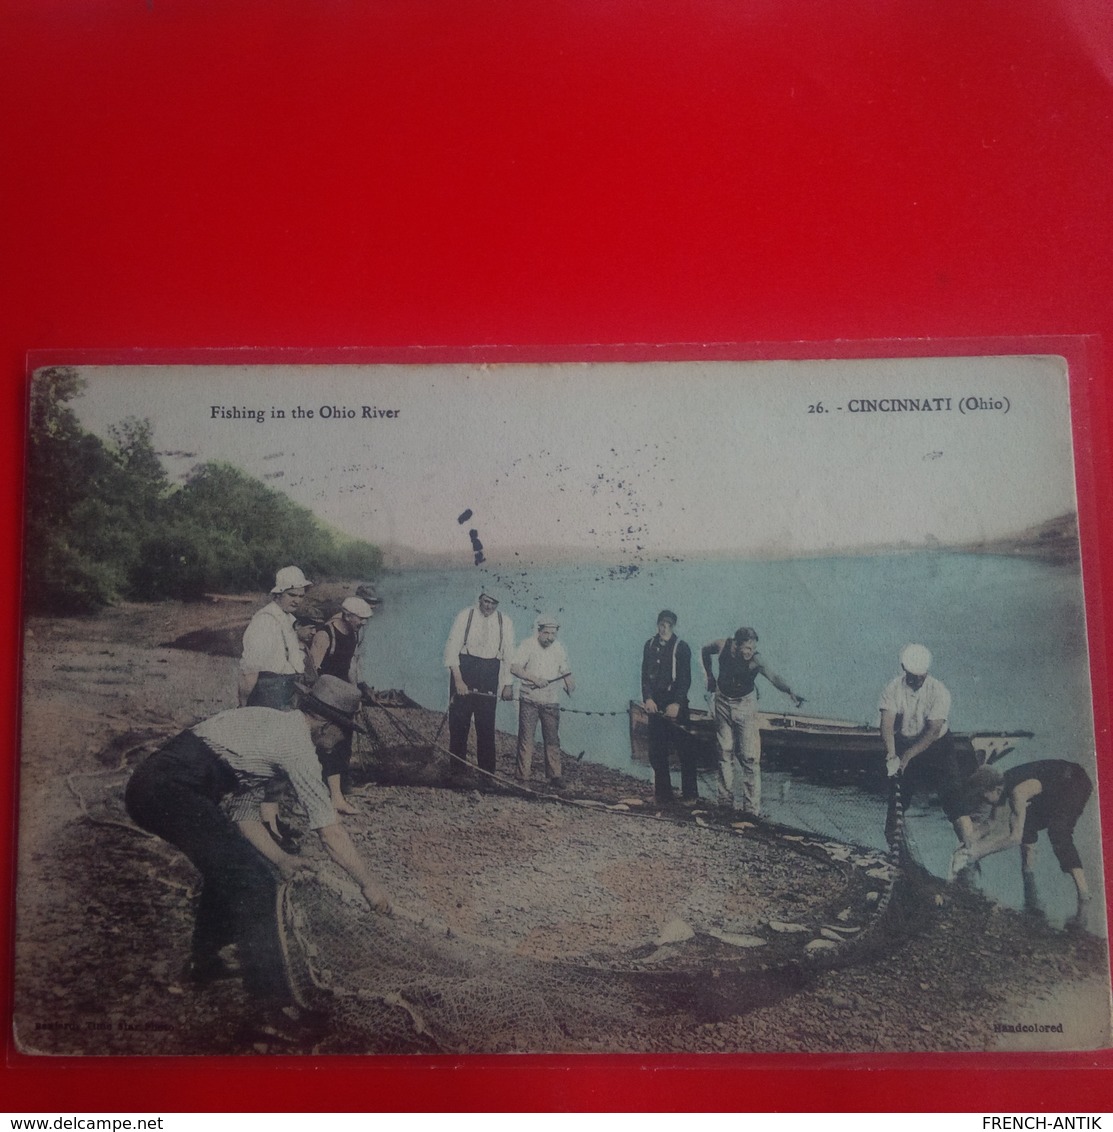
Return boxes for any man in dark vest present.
[701,627,804,816]
[641,610,696,805]
[308,595,377,813]
[443,590,515,782]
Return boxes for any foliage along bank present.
[25,367,382,613]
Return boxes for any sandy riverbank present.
[12,597,1111,1055]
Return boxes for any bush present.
[24,370,382,612]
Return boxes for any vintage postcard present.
[14,355,1111,1055]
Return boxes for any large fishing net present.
[65,698,949,1053]
[268,697,926,1052]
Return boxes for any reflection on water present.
[362,551,1102,934]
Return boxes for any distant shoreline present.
[378,512,1080,571]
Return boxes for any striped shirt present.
[192,707,335,829]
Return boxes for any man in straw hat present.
[443,589,515,782]
[880,642,960,844]
[125,674,391,1043]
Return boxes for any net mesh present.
[66,701,931,1053]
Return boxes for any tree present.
[24,369,129,611]
[23,375,383,610]
[108,417,168,520]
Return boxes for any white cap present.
[900,643,932,676]
[271,565,311,593]
[341,596,374,618]
[536,613,560,629]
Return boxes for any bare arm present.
[757,663,804,706]
[967,781,1040,863]
[952,814,978,849]
[701,640,725,690]
[237,819,305,877]
[352,627,368,689]
[318,821,392,912]
[308,628,331,673]
[237,670,258,708]
[879,709,902,777]
[880,709,897,760]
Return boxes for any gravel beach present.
[13,597,1111,1055]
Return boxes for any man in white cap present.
[310,595,377,691]
[125,674,391,1044]
[880,643,958,843]
[238,566,312,710]
[308,594,378,813]
[443,590,515,782]
[511,615,575,789]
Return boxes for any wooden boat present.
[628,700,1033,790]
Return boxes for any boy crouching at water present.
[950,760,1093,930]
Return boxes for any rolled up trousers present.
[517,699,562,780]
[714,691,761,814]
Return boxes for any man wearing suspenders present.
[443,590,516,782]
[238,565,311,710]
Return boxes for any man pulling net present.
[124,675,392,1043]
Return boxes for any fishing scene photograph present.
[13,356,1111,1056]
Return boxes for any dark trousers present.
[247,674,299,804]
[124,732,292,1003]
[647,706,698,801]
[318,733,352,783]
[247,672,298,709]
[886,733,961,845]
[448,689,498,774]
[1027,764,1092,873]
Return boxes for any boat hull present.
[628,700,1030,791]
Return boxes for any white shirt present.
[240,601,304,675]
[193,707,335,829]
[878,673,951,740]
[443,605,515,686]
[513,637,571,704]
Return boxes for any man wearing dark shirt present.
[951,759,1094,927]
[641,610,696,805]
[701,627,803,816]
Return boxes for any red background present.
[3,0,1113,1113]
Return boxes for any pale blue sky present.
[65,356,1078,560]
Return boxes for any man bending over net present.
[125,674,392,1044]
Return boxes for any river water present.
[361,551,1102,930]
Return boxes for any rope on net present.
[60,702,925,1052]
